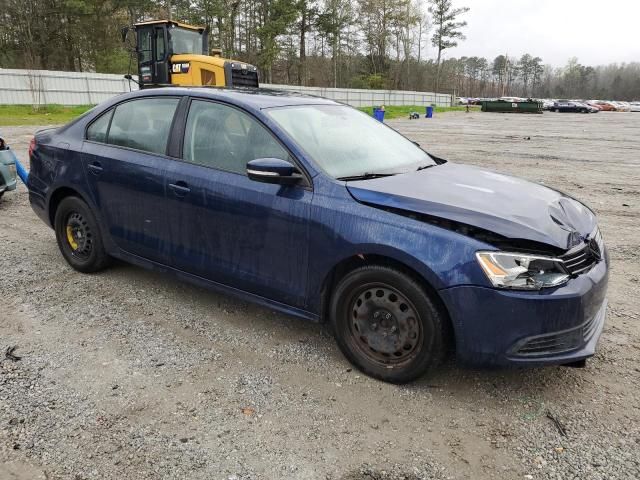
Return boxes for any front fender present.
[306,180,493,314]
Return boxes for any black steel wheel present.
[349,285,424,366]
[64,211,93,261]
[54,196,110,273]
[330,265,444,383]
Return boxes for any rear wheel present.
[54,196,110,273]
[330,265,444,383]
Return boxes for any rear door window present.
[107,98,179,155]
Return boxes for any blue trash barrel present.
[426,106,434,118]
[373,108,385,122]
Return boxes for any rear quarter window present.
[86,109,113,143]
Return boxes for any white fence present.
[0,69,135,105]
[264,83,453,107]
[0,68,453,107]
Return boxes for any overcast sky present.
[443,0,640,67]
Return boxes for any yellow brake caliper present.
[66,225,79,251]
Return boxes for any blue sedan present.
[27,88,609,383]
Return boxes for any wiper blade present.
[416,164,437,171]
[337,172,399,181]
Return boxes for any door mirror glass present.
[247,158,301,185]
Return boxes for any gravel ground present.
[1,111,639,480]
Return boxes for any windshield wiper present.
[337,172,400,181]
[416,164,437,171]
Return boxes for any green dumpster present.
[481,100,543,113]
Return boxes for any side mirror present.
[123,74,141,87]
[247,158,302,185]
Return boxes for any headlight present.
[8,163,17,180]
[476,251,569,290]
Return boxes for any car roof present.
[119,87,341,110]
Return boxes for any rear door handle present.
[87,162,103,175]
[168,181,190,197]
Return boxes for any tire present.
[329,265,444,383]
[54,196,110,273]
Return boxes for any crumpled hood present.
[346,163,597,250]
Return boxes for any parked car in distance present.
[498,96,526,103]
[589,101,616,111]
[0,137,18,200]
[551,101,597,113]
[619,101,632,111]
[585,103,600,113]
[629,102,640,112]
[27,88,609,383]
[610,101,630,112]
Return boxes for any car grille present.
[231,68,259,88]
[512,305,603,357]
[560,229,604,276]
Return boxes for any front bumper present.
[440,251,609,367]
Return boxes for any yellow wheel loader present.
[123,20,259,89]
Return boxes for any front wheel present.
[54,196,110,273]
[330,265,444,383]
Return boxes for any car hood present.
[346,163,596,251]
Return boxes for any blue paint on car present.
[26,87,609,382]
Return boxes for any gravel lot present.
[1,111,639,480]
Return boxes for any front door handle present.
[87,162,103,175]
[168,181,190,197]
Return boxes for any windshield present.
[169,27,204,55]
[266,105,436,179]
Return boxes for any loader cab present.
[130,20,259,89]
[134,20,207,87]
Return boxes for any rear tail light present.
[28,137,36,158]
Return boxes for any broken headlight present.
[476,251,569,290]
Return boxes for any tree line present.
[1,0,639,100]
